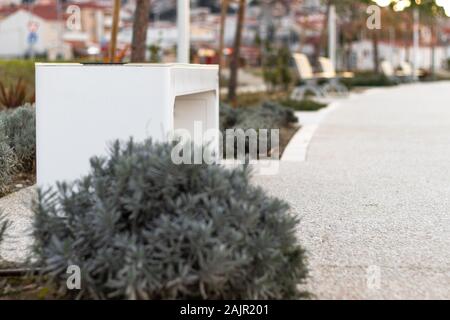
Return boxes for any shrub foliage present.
[220,102,298,158]
[0,105,36,172]
[278,99,327,111]
[220,101,297,132]
[34,139,307,299]
[262,44,293,92]
[341,72,397,88]
[0,137,17,195]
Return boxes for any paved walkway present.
[0,186,35,265]
[255,82,450,299]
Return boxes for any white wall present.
[0,10,33,57]
[0,10,61,58]
[351,40,449,71]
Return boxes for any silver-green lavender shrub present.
[0,136,17,195]
[0,104,36,172]
[33,139,308,299]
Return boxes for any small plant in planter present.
[220,102,298,131]
[262,43,293,92]
[33,139,308,299]
[220,102,298,158]
[0,79,32,110]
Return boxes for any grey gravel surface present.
[0,186,36,265]
[254,82,450,299]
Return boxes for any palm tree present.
[371,29,380,73]
[314,0,331,65]
[228,0,246,106]
[218,0,229,88]
[109,0,121,62]
[131,0,151,62]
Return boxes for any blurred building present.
[351,39,448,71]
[0,1,111,59]
[0,0,448,69]
[0,4,71,58]
[0,0,21,6]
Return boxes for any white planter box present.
[36,63,219,187]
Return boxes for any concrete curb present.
[280,87,382,162]
[281,101,341,162]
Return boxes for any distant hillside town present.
[0,0,449,71]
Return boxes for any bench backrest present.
[400,61,413,76]
[293,53,314,80]
[380,60,394,77]
[318,57,336,78]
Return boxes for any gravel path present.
[254,82,450,299]
[0,186,36,265]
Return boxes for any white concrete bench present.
[36,63,219,187]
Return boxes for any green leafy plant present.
[279,99,327,111]
[262,43,293,92]
[0,60,35,88]
[341,72,397,88]
[0,79,31,109]
[33,139,308,299]
[235,92,266,107]
[0,105,36,172]
[148,41,162,63]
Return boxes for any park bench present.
[317,56,353,95]
[380,60,402,83]
[290,53,325,100]
[398,61,425,81]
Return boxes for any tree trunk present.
[372,31,379,73]
[228,0,246,106]
[218,0,229,89]
[430,24,436,79]
[131,0,150,62]
[109,0,121,62]
[314,0,331,66]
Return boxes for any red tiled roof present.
[0,4,62,21]
[31,5,61,20]
[68,1,109,10]
[0,5,19,17]
[0,2,107,21]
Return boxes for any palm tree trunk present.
[314,0,331,66]
[228,0,246,106]
[372,30,379,73]
[109,0,121,62]
[131,0,151,62]
[430,24,436,79]
[218,0,229,89]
